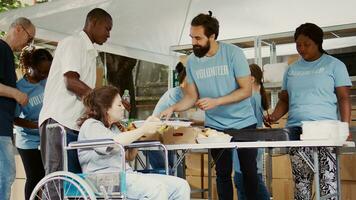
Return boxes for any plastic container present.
[301,120,349,141]
[122,90,130,119]
[196,135,232,144]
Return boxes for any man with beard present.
[161,11,258,200]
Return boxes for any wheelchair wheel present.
[30,171,97,200]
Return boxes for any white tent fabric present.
[0,0,191,65]
[179,0,356,45]
[1,0,356,65]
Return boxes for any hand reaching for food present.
[140,116,162,135]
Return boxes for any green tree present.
[1,0,26,36]
[0,0,25,13]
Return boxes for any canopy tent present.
[1,0,356,65]
[0,0,191,66]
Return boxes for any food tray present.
[225,127,302,141]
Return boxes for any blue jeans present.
[146,150,184,177]
[0,136,16,200]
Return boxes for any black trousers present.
[39,118,81,200]
[211,124,258,200]
[17,148,45,200]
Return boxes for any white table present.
[166,140,355,200]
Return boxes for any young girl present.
[232,64,270,200]
[77,86,190,200]
[14,48,52,200]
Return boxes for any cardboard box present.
[162,127,198,144]
[340,154,356,181]
[186,153,217,177]
[187,175,239,200]
[186,175,219,200]
[341,181,356,200]
[272,179,294,200]
[140,126,199,144]
[272,155,293,179]
[140,133,162,141]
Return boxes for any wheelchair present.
[30,123,169,200]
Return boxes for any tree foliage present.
[0,0,25,13]
[0,0,26,36]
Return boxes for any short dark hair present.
[191,11,219,39]
[294,23,326,54]
[175,62,186,84]
[85,8,112,25]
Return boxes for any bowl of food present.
[196,128,232,144]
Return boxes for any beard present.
[192,41,210,58]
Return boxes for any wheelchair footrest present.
[137,169,172,175]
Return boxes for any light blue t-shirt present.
[152,86,183,117]
[186,42,256,130]
[15,78,46,149]
[282,54,351,127]
[250,92,263,128]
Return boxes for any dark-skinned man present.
[39,8,112,178]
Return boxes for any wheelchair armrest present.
[67,139,117,150]
[68,139,166,153]
[125,140,163,149]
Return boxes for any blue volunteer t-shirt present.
[152,86,183,117]
[250,92,263,128]
[282,54,351,127]
[15,78,46,149]
[187,42,256,130]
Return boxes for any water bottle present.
[122,89,130,119]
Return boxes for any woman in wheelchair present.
[77,86,191,200]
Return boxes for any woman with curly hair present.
[77,85,191,200]
[14,48,52,200]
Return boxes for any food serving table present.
[166,140,355,200]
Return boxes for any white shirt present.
[39,31,98,130]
